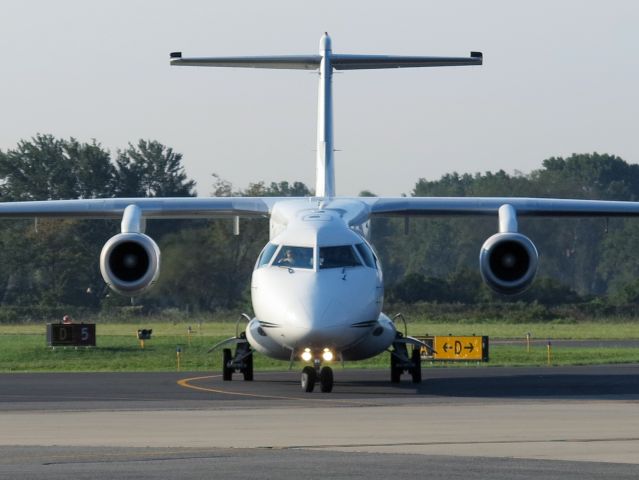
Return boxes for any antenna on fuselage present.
[170,35,482,198]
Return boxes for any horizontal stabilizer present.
[170,52,482,71]
[171,54,321,70]
[331,53,482,70]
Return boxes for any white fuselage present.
[246,198,397,362]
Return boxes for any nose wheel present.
[319,366,334,392]
[301,366,316,392]
[300,362,334,393]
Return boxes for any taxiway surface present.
[1,366,638,479]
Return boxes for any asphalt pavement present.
[1,365,639,479]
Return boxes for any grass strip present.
[1,321,638,372]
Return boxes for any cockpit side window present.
[273,245,314,269]
[355,243,377,269]
[257,243,278,268]
[319,245,362,269]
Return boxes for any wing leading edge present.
[362,197,639,217]
[358,197,639,217]
[3,196,639,220]
[0,197,277,219]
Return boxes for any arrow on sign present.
[443,343,452,352]
[464,343,474,352]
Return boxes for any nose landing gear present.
[300,358,334,393]
[301,366,316,392]
[319,365,334,392]
[390,333,424,384]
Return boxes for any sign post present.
[136,329,152,349]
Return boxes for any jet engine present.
[479,232,538,295]
[100,233,160,296]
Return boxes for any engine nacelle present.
[100,233,160,296]
[479,232,538,295]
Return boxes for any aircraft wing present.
[0,197,277,219]
[362,197,639,217]
[5,196,639,220]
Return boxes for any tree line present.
[1,134,639,318]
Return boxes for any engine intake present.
[100,233,160,295]
[479,232,538,295]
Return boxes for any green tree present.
[115,140,196,197]
[0,134,116,200]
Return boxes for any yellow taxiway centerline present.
[176,374,377,406]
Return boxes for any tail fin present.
[171,35,482,198]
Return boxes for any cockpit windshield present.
[273,245,314,269]
[355,242,377,269]
[257,243,278,268]
[319,245,362,269]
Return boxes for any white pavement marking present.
[2,402,639,463]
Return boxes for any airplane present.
[3,33,639,392]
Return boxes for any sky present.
[1,0,638,197]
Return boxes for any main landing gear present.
[301,359,334,393]
[208,314,254,382]
[221,332,254,381]
[390,332,422,384]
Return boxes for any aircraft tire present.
[319,366,334,392]
[301,366,316,392]
[390,353,401,383]
[242,352,254,381]
[223,348,233,381]
[410,347,422,384]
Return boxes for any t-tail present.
[170,33,482,198]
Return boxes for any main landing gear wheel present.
[222,348,233,381]
[390,353,401,383]
[242,351,254,381]
[410,347,422,384]
[319,366,334,393]
[301,366,317,392]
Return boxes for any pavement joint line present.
[1,448,245,466]
[282,438,639,450]
[0,445,238,465]
[176,374,382,406]
[40,454,237,466]
[283,437,639,450]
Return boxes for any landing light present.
[301,348,312,362]
[322,348,334,362]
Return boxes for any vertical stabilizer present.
[316,33,335,198]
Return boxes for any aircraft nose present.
[252,267,381,350]
[279,297,326,345]
[281,281,379,349]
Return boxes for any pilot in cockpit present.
[277,248,296,266]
